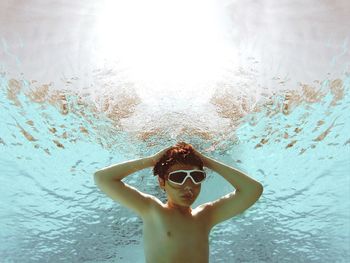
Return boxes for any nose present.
[183,176,195,185]
[182,178,195,191]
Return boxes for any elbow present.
[255,183,263,198]
[93,171,103,182]
[256,182,263,191]
[248,183,263,198]
[94,169,106,178]
[239,183,263,199]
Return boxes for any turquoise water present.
[0,73,349,262]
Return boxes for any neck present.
[166,201,192,214]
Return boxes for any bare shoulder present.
[94,176,163,218]
[192,203,213,222]
[142,195,165,216]
[194,187,263,229]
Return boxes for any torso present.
[142,199,211,263]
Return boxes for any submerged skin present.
[94,148,263,263]
[143,163,210,263]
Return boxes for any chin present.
[181,197,196,204]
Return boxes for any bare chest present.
[142,207,210,263]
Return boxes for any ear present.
[158,176,166,191]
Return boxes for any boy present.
[94,142,263,263]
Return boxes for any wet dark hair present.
[152,141,204,180]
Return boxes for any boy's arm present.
[196,151,263,228]
[94,156,153,181]
[93,156,156,218]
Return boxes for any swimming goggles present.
[167,169,206,185]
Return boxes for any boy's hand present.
[189,145,208,167]
[188,144,203,158]
[150,146,172,166]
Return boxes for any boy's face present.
[158,163,202,209]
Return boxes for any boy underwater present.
[94,141,263,263]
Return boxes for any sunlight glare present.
[95,0,237,94]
